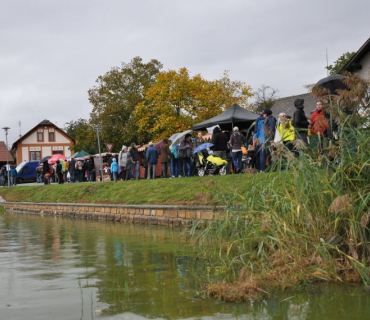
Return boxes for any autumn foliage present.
[134,68,253,141]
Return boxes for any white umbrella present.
[169,132,179,143]
[171,129,193,146]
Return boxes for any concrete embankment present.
[1,200,225,226]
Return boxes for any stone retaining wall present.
[2,202,225,227]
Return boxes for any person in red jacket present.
[310,100,329,155]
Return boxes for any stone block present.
[202,211,214,220]
[156,209,164,217]
[215,211,226,220]
[196,210,202,219]
[144,209,151,216]
[115,214,121,222]
[164,210,178,218]
[128,208,136,215]
[178,210,186,218]
[110,207,117,214]
[186,210,195,219]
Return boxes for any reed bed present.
[190,121,370,301]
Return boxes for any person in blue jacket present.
[254,111,266,171]
[146,142,158,179]
[110,158,118,182]
[9,166,18,186]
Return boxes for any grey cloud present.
[1,0,369,144]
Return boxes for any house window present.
[49,131,55,142]
[52,150,64,155]
[30,151,41,161]
[37,130,44,142]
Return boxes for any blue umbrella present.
[193,143,214,154]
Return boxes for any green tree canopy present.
[88,56,163,150]
[64,119,97,154]
[326,52,356,75]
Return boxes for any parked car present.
[16,161,39,183]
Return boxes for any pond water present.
[1,213,370,320]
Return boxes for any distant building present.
[11,120,75,165]
[341,37,370,80]
[0,141,14,168]
[270,93,318,118]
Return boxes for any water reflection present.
[0,213,370,320]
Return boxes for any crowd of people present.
[40,157,95,185]
[106,97,335,180]
[4,97,334,186]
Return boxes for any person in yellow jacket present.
[277,113,295,151]
[63,160,69,182]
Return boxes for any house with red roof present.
[11,120,75,165]
[0,141,14,168]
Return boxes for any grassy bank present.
[0,173,268,206]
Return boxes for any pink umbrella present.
[48,154,67,165]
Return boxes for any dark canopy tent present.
[192,104,259,131]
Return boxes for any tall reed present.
[190,114,370,300]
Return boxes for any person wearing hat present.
[146,142,158,179]
[229,126,246,174]
[262,109,276,168]
[292,98,309,143]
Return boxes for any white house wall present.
[55,131,70,143]
[43,146,52,157]
[22,132,38,144]
[357,53,370,80]
[64,147,72,157]
[22,147,29,162]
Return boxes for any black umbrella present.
[316,74,348,95]
[40,155,51,163]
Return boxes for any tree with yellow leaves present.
[133,68,253,141]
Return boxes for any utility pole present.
[2,127,10,187]
[93,125,103,182]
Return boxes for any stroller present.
[194,149,228,176]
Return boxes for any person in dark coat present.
[229,126,246,173]
[159,138,171,178]
[129,143,140,180]
[86,159,94,182]
[56,160,64,184]
[43,161,50,185]
[69,158,76,182]
[211,126,228,160]
[179,134,193,177]
[292,98,309,142]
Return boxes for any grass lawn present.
[0,173,270,205]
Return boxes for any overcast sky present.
[1,0,369,145]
